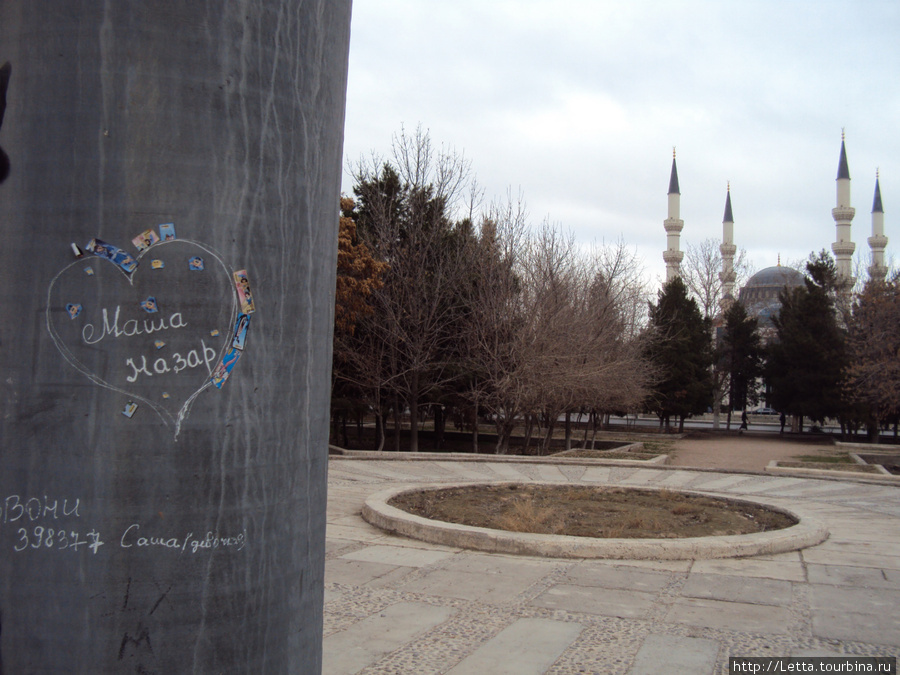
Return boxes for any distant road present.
[607,414,841,434]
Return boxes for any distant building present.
[664,133,890,325]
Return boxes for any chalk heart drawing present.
[47,239,239,435]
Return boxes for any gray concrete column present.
[0,2,351,672]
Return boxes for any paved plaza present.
[323,452,900,674]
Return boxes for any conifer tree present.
[765,252,847,429]
[645,277,713,431]
[718,301,763,427]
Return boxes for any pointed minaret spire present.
[719,182,737,311]
[831,131,856,286]
[868,169,888,281]
[663,148,684,282]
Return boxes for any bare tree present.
[462,218,654,454]
[682,237,754,320]
[349,126,478,452]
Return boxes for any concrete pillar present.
[0,2,351,672]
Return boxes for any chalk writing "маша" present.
[82,305,187,345]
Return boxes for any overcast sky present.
[340,0,900,288]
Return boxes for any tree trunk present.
[408,373,420,452]
[375,409,385,452]
[523,415,535,454]
[565,411,572,452]
[434,404,445,450]
[0,2,351,671]
[392,396,402,452]
[472,400,479,453]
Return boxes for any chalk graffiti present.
[119,524,246,553]
[46,236,254,437]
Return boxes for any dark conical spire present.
[872,171,883,214]
[668,148,680,195]
[837,132,850,180]
[723,182,733,223]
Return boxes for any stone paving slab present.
[689,557,806,582]
[564,562,672,592]
[322,601,455,674]
[811,610,900,647]
[629,633,720,675]
[680,573,794,606]
[324,457,900,673]
[806,563,900,588]
[664,596,794,634]
[530,583,658,619]
[325,558,411,587]
[339,543,457,567]
[446,618,584,674]
[399,552,556,605]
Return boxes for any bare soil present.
[390,484,797,539]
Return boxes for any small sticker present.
[140,297,159,314]
[211,348,241,389]
[154,340,165,350]
[210,329,220,337]
[159,223,176,241]
[66,303,82,319]
[233,270,255,314]
[161,392,170,400]
[189,256,204,271]
[151,259,165,269]
[86,238,137,274]
[84,267,95,276]
[122,401,138,418]
[132,229,160,252]
[232,313,250,350]
[70,243,84,258]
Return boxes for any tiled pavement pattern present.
[323,457,900,674]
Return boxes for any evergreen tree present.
[718,301,763,427]
[765,252,847,429]
[645,277,713,431]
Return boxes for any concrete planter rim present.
[361,481,830,560]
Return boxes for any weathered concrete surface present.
[0,2,350,672]
[325,457,900,673]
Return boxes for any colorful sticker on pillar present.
[211,348,241,389]
[85,238,137,274]
[84,267,94,276]
[70,243,84,258]
[132,228,159,252]
[154,340,165,350]
[233,270,255,314]
[209,329,220,337]
[159,223,176,241]
[151,259,165,270]
[66,303,82,319]
[122,401,138,418]
[140,297,159,314]
[232,314,250,350]
[189,256,204,271]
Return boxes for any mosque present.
[662,135,890,325]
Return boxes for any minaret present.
[831,131,856,285]
[868,170,888,281]
[719,182,737,311]
[663,149,684,281]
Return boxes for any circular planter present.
[361,481,829,560]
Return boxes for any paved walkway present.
[323,455,900,674]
